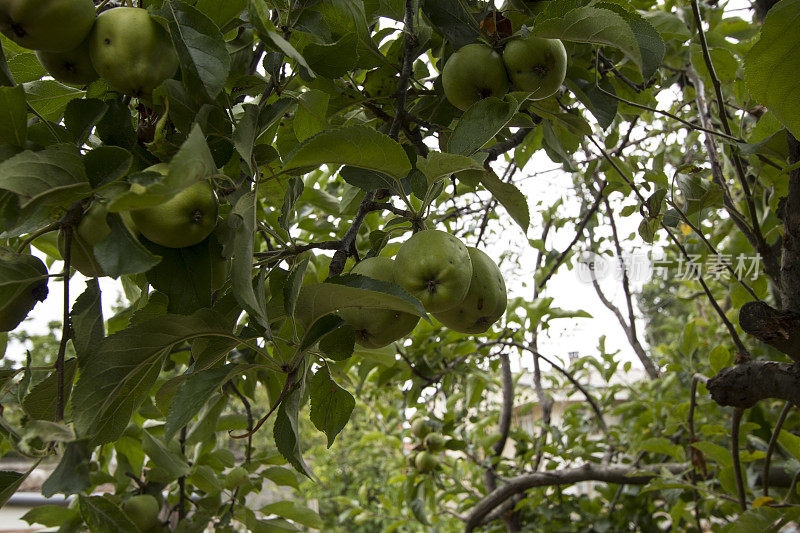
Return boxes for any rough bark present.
[707,360,800,408]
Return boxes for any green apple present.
[432,247,507,334]
[502,36,567,99]
[442,43,509,111]
[424,432,446,452]
[129,166,219,249]
[36,37,98,85]
[0,0,95,52]
[57,203,111,278]
[339,257,421,348]
[122,494,160,532]
[415,451,438,473]
[89,7,178,97]
[0,250,48,332]
[394,230,473,313]
[410,418,432,439]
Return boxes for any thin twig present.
[538,180,608,290]
[764,402,792,497]
[731,407,747,512]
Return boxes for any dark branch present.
[464,463,688,531]
[707,360,800,408]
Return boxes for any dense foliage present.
[2,0,800,531]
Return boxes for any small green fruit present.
[410,418,432,439]
[122,494,160,532]
[0,250,48,332]
[57,203,111,278]
[442,43,509,110]
[89,7,178,97]
[339,257,421,348]
[36,36,98,85]
[424,432,445,452]
[432,247,507,334]
[0,0,96,52]
[394,230,473,313]
[502,36,567,100]
[129,166,219,249]
[415,451,438,473]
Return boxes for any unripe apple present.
[424,432,446,452]
[502,36,567,100]
[129,165,219,249]
[89,7,178,98]
[415,451,438,473]
[0,0,96,52]
[442,43,510,110]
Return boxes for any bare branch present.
[763,402,792,497]
[463,463,688,531]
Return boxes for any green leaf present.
[22,358,77,421]
[0,144,90,210]
[22,506,80,528]
[778,429,800,462]
[78,495,138,533]
[233,103,259,169]
[596,2,665,81]
[83,146,132,189]
[193,0,246,28]
[230,191,269,328]
[294,89,329,142]
[274,380,315,478]
[318,324,355,361]
[160,0,231,100]
[260,500,323,529]
[0,40,13,86]
[94,214,162,277]
[420,0,479,49]
[691,440,732,467]
[107,124,215,211]
[71,310,233,444]
[744,0,800,139]
[339,165,397,192]
[534,7,643,78]
[142,430,191,480]
[447,96,520,156]
[165,363,248,439]
[251,12,314,80]
[0,249,47,312]
[283,126,412,180]
[709,345,732,374]
[303,34,359,78]
[479,169,530,232]
[0,85,26,147]
[71,280,104,364]
[261,466,299,489]
[145,238,214,315]
[310,365,354,448]
[295,274,427,328]
[417,151,483,185]
[0,463,37,507]
[42,440,91,497]
[6,52,46,83]
[23,80,83,122]
[64,98,108,147]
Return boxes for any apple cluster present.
[341,230,507,349]
[1,0,178,98]
[441,36,568,110]
[407,418,445,474]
